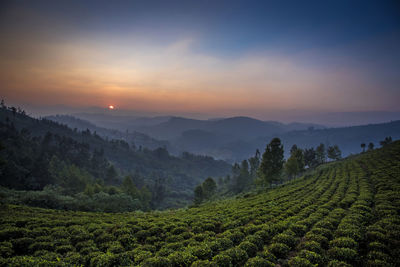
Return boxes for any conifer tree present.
[258,137,284,187]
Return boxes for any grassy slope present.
[0,141,399,266]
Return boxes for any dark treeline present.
[0,102,231,211]
[193,134,392,204]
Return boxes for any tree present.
[327,145,341,161]
[361,143,366,153]
[248,149,260,179]
[258,138,284,187]
[105,165,118,185]
[368,142,374,150]
[194,185,204,205]
[380,136,392,147]
[285,156,299,179]
[122,176,139,199]
[304,148,317,168]
[202,177,217,198]
[315,143,326,165]
[234,160,250,193]
[285,145,304,179]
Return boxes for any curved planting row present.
[0,142,399,266]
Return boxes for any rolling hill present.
[0,107,232,209]
[1,139,399,266]
[70,113,400,163]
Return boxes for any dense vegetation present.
[1,140,399,266]
[0,104,231,210]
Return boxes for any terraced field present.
[1,142,399,266]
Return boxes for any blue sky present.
[1,0,399,124]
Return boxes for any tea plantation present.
[1,142,399,266]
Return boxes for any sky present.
[1,0,399,125]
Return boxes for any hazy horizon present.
[5,101,399,128]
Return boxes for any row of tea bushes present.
[0,141,399,266]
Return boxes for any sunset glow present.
[108,105,115,110]
[0,1,399,124]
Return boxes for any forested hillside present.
[1,140,399,266]
[0,106,231,210]
[45,115,170,151]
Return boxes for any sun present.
[108,105,115,110]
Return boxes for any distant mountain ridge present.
[46,115,170,150]
[0,108,232,196]
[66,112,399,162]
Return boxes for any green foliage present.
[0,140,399,266]
[245,256,275,267]
[202,177,217,199]
[258,137,284,187]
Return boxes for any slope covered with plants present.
[0,141,399,266]
[0,105,231,210]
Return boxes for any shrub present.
[223,247,248,266]
[367,242,387,252]
[212,254,232,267]
[167,251,197,266]
[244,235,263,250]
[245,256,275,267]
[187,244,213,260]
[191,259,218,267]
[0,242,13,258]
[55,244,75,254]
[0,227,28,241]
[298,249,323,265]
[141,256,171,267]
[268,243,290,258]
[287,256,315,267]
[290,223,308,236]
[326,260,352,267]
[329,237,358,250]
[366,251,390,262]
[300,241,322,254]
[209,238,233,253]
[132,249,152,264]
[238,241,258,257]
[328,247,358,263]
[272,233,297,248]
[106,241,124,254]
[258,249,276,263]
[11,237,34,254]
[28,242,54,253]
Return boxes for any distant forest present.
[0,102,231,211]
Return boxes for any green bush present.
[298,249,323,265]
[55,244,75,254]
[0,242,13,258]
[268,243,290,258]
[223,247,248,266]
[141,256,171,267]
[187,244,212,260]
[244,256,275,267]
[328,247,358,263]
[167,251,197,266]
[329,237,358,249]
[288,256,315,267]
[191,259,218,267]
[300,241,322,254]
[0,227,28,241]
[238,241,258,257]
[209,238,233,253]
[212,254,232,267]
[11,237,34,254]
[326,260,352,267]
[272,233,297,248]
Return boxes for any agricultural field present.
[1,142,399,266]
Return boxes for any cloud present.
[1,34,399,116]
